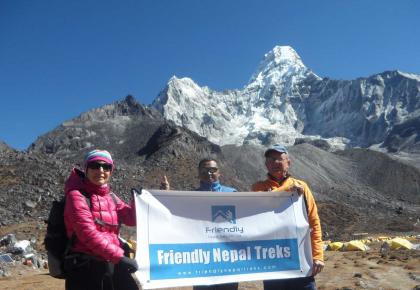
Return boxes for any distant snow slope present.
[152,46,420,153]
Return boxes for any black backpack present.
[44,191,91,279]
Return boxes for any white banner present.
[134,189,313,289]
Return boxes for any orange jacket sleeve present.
[301,182,324,261]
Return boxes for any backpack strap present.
[80,190,92,209]
[109,192,119,207]
[302,194,309,216]
[64,191,92,256]
[88,191,121,229]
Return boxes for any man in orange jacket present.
[252,144,324,290]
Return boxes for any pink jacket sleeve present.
[113,194,136,226]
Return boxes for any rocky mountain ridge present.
[0,96,418,240]
[152,46,420,153]
[1,45,420,240]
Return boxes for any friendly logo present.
[212,205,236,224]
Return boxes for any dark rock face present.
[294,138,332,151]
[303,71,420,151]
[383,116,420,153]
[1,96,420,240]
[28,96,164,162]
[138,123,220,159]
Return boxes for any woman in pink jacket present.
[63,149,138,290]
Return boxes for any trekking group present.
[46,144,324,290]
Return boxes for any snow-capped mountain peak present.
[247,45,318,89]
[152,46,316,147]
[152,46,420,152]
[253,45,305,74]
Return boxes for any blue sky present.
[1,0,419,150]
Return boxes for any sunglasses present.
[87,162,113,172]
[199,167,219,174]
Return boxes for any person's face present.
[198,161,220,184]
[86,161,112,186]
[265,151,290,179]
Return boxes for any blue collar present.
[197,181,222,192]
